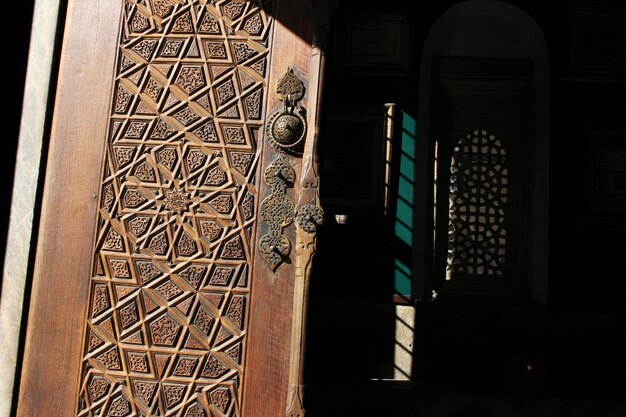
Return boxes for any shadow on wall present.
[0,2,36,283]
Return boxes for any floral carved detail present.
[125,121,148,138]
[157,148,177,170]
[156,280,182,300]
[230,151,253,176]
[131,11,150,32]
[222,2,245,20]
[150,315,181,346]
[193,121,219,143]
[113,146,136,168]
[243,13,263,36]
[244,89,262,119]
[215,80,236,106]
[108,396,130,417]
[178,232,197,256]
[222,235,244,259]
[128,216,150,236]
[232,42,257,64]
[143,76,163,101]
[104,229,125,251]
[173,106,200,126]
[115,85,133,114]
[226,295,244,329]
[187,150,206,172]
[205,41,228,59]
[160,39,184,57]
[201,355,228,379]
[133,380,157,405]
[172,11,193,33]
[223,126,245,144]
[102,184,115,212]
[134,162,155,182]
[200,221,222,241]
[210,388,230,413]
[98,348,121,370]
[110,259,130,278]
[199,13,221,34]
[204,166,227,186]
[208,266,234,286]
[194,307,213,335]
[151,119,176,140]
[209,195,233,214]
[120,302,139,328]
[251,58,266,76]
[163,384,186,408]
[131,39,158,61]
[148,232,168,255]
[185,403,206,417]
[173,357,198,377]
[92,284,110,316]
[136,260,161,283]
[123,189,147,209]
[88,377,109,401]
[150,0,172,18]
[176,65,206,93]
[127,352,149,372]
[179,265,205,288]
[241,192,254,220]
[88,332,104,351]
[225,343,241,364]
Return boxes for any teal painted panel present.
[393,111,416,296]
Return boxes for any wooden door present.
[16,1,327,416]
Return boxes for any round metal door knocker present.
[267,108,307,154]
[267,69,307,155]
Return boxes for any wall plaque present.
[334,14,410,76]
[569,5,626,78]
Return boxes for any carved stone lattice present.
[447,129,508,278]
[76,2,273,416]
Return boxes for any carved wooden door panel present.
[16,1,324,417]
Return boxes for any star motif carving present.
[163,189,192,215]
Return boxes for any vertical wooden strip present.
[243,1,320,417]
[16,2,122,416]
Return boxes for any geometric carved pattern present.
[447,129,508,278]
[76,2,273,416]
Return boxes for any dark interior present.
[305,1,626,415]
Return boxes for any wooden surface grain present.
[16,1,121,416]
[242,1,318,416]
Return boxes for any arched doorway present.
[416,0,550,302]
[413,0,551,389]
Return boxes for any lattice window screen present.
[446,129,508,279]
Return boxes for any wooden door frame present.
[0,0,64,416]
